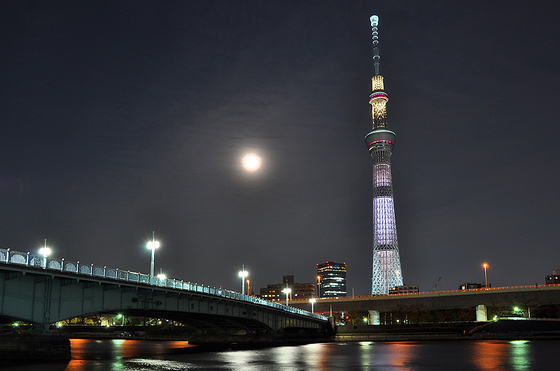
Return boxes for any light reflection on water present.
[469,340,534,371]
[509,340,531,371]
[470,340,510,371]
[67,339,192,364]
[64,339,194,371]
[1,338,558,370]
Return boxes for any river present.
[1,338,559,370]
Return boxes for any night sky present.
[2,1,560,296]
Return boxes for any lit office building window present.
[316,261,347,298]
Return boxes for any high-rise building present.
[316,261,347,297]
[365,15,404,295]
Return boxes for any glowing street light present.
[39,239,51,269]
[316,275,321,298]
[147,231,160,278]
[283,287,291,306]
[482,263,489,289]
[310,297,316,314]
[239,265,248,295]
[157,272,166,286]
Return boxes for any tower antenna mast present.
[370,15,381,76]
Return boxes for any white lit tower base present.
[366,15,404,295]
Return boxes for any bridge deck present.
[290,285,560,313]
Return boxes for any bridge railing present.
[0,248,326,320]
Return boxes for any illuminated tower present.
[365,15,404,295]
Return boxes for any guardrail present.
[0,248,327,321]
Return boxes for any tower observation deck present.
[365,15,404,295]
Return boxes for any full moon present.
[242,154,262,171]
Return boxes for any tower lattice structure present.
[365,15,404,295]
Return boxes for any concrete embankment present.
[336,332,465,341]
[335,319,560,342]
[335,322,469,342]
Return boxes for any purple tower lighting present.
[365,15,404,295]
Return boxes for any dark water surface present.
[2,338,560,370]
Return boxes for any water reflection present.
[271,345,301,369]
[2,338,558,370]
[302,342,330,369]
[217,348,268,371]
[356,341,418,370]
[382,342,418,368]
[65,339,193,370]
[509,340,530,371]
[470,340,509,371]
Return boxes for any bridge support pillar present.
[476,305,487,321]
[368,310,380,325]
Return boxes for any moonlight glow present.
[242,154,262,171]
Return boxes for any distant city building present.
[389,285,419,294]
[545,269,560,285]
[317,261,347,297]
[459,282,490,290]
[259,275,315,301]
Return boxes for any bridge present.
[0,248,328,338]
[290,285,560,323]
[4,247,559,333]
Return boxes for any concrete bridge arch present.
[0,262,327,336]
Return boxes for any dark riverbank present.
[0,333,71,363]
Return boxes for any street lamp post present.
[483,263,489,289]
[310,297,316,314]
[316,275,321,298]
[147,231,160,278]
[39,239,51,269]
[157,271,166,287]
[239,265,248,295]
[283,287,291,306]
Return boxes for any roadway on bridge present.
[290,285,560,314]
